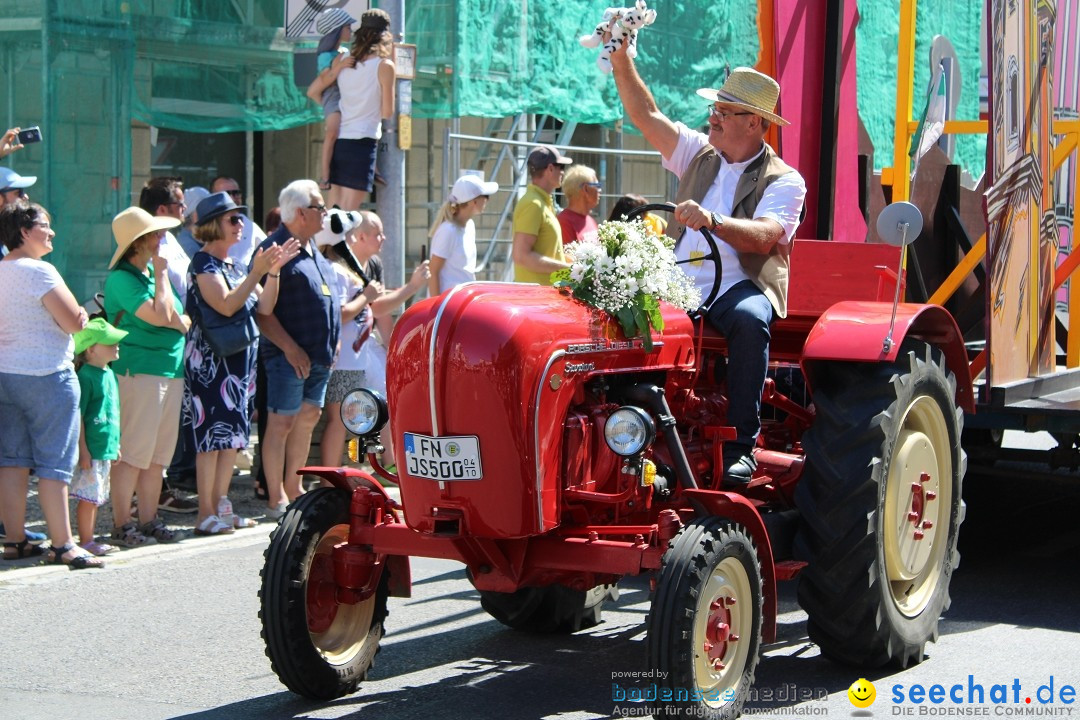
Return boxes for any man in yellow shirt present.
[512,145,573,284]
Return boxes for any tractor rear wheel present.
[259,488,389,699]
[476,582,616,633]
[796,341,966,668]
[646,519,762,720]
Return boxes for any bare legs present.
[319,402,347,467]
[194,448,240,523]
[261,403,322,509]
[110,460,165,527]
[0,468,75,549]
[336,187,369,212]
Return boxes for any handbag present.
[190,263,260,357]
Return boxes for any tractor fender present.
[681,489,778,643]
[800,300,974,412]
[300,466,413,598]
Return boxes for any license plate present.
[403,433,483,481]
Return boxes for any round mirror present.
[876,201,923,246]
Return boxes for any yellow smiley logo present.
[848,678,876,708]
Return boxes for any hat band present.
[715,88,772,113]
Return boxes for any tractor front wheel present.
[796,341,966,668]
[259,488,389,699]
[646,519,763,720]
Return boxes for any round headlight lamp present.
[340,389,388,436]
[604,406,656,457]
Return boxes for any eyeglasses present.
[585,182,603,189]
[226,215,244,226]
[167,201,186,208]
[306,203,327,213]
[2,188,26,198]
[225,189,243,198]
[709,106,754,121]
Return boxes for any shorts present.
[321,84,342,116]
[264,353,331,415]
[330,137,377,192]
[325,369,367,405]
[117,374,185,470]
[71,459,112,506]
[0,368,80,482]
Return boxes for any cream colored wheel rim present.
[306,524,378,663]
[882,395,952,617]
[692,556,753,707]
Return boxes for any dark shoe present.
[3,538,47,560]
[722,446,757,487]
[140,517,182,544]
[0,524,46,545]
[48,542,105,570]
[158,488,198,514]
[111,520,156,549]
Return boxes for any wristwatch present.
[707,211,724,233]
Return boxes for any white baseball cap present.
[449,174,499,204]
[182,186,210,220]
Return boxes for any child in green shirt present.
[72,318,127,556]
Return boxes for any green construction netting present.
[405,0,760,128]
[857,0,986,177]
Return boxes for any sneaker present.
[140,517,182,544]
[158,488,198,514]
[264,502,289,521]
[111,520,156,549]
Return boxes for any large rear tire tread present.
[259,488,390,700]
[796,341,966,669]
[646,519,763,720]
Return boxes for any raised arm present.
[609,42,679,159]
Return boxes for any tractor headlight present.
[340,389,388,437]
[604,406,656,457]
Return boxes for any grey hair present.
[278,179,320,223]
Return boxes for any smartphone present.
[420,244,427,262]
[17,126,42,144]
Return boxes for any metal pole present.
[375,0,406,290]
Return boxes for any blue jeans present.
[705,280,774,450]
[0,368,80,481]
[263,353,331,416]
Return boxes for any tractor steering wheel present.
[625,202,723,319]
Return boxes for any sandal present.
[195,515,234,536]
[232,515,257,530]
[80,540,119,556]
[49,542,105,570]
[318,178,332,191]
[111,520,155,548]
[140,517,182,544]
[3,538,46,560]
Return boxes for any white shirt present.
[157,230,191,303]
[662,122,806,306]
[330,263,371,372]
[337,57,384,140]
[430,219,478,292]
[0,258,74,375]
[227,215,267,266]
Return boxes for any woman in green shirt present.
[103,207,188,548]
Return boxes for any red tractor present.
[258,203,969,719]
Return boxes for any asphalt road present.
[1,456,1078,720]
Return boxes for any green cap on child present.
[74,317,127,355]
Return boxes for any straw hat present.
[696,67,790,126]
[109,207,180,269]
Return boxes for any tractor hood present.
[386,283,696,538]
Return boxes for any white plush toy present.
[579,0,657,74]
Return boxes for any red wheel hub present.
[704,596,740,668]
[307,553,340,634]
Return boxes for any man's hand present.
[284,344,312,380]
[362,280,383,301]
[0,127,24,159]
[674,200,717,232]
[407,260,431,292]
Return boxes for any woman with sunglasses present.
[557,165,602,244]
[184,192,300,535]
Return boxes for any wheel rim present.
[692,556,753,707]
[883,394,953,617]
[305,524,378,663]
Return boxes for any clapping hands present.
[253,237,302,277]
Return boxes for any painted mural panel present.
[985,0,1057,384]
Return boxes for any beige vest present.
[665,143,797,318]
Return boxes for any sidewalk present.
[0,469,277,574]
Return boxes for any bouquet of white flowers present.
[552,218,701,351]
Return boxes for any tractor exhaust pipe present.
[622,384,699,490]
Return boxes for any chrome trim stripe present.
[427,281,523,435]
[533,349,566,530]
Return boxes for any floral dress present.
[182,252,257,454]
